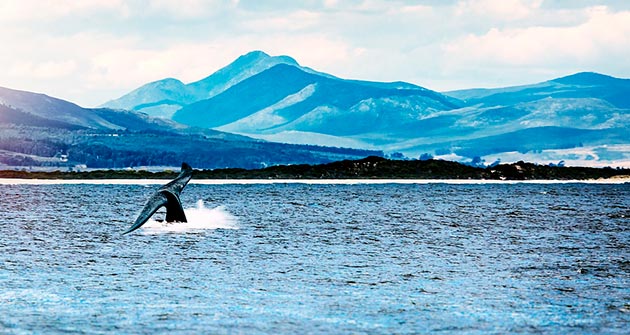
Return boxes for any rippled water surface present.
[1,182,629,334]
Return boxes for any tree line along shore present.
[0,156,628,181]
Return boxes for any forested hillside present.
[0,87,382,169]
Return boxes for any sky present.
[1,0,629,107]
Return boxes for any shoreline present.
[2,157,629,183]
[2,178,629,185]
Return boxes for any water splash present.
[141,200,238,234]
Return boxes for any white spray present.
[141,200,238,234]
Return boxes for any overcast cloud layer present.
[1,0,628,107]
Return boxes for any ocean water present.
[1,181,629,334]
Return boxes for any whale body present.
[123,162,193,235]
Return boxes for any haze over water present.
[1,182,629,334]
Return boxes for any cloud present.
[9,60,78,79]
[443,6,630,71]
[0,0,629,106]
[82,32,361,89]
[147,0,238,19]
[0,0,127,21]
[86,43,246,88]
[241,10,322,32]
[455,0,543,21]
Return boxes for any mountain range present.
[103,51,630,167]
[0,85,380,169]
[101,51,302,118]
[1,50,628,169]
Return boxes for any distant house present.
[54,152,69,162]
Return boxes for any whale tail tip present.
[181,162,192,172]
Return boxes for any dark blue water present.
[1,182,629,334]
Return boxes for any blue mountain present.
[0,86,120,129]
[101,52,630,166]
[446,72,630,108]
[0,85,381,169]
[172,63,459,135]
[101,51,299,118]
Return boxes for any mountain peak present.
[552,72,625,86]
[240,50,270,60]
[186,51,300,100]
[237,50,298,65]
[225,50,298,71]
[145,77,186,89]
[101,50,300,113]
[100,77,190,110]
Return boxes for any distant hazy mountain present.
[0,86,121,129]
[104,49,630,167]
[424,72,630,165]
[25,49,630,167]
[0,85,381,169]
[0,86,214,133]
[447,72,630,108]
[172,63,459,135]
[101,51,299,118]
[166,58,628,166]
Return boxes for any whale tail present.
[123,162,193,235]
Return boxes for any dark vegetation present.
[2,156,628,180]
[0,125,382,169]
[0,92,382,169]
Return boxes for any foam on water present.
[141,200,238,234]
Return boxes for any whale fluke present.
[123,162,193,235]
